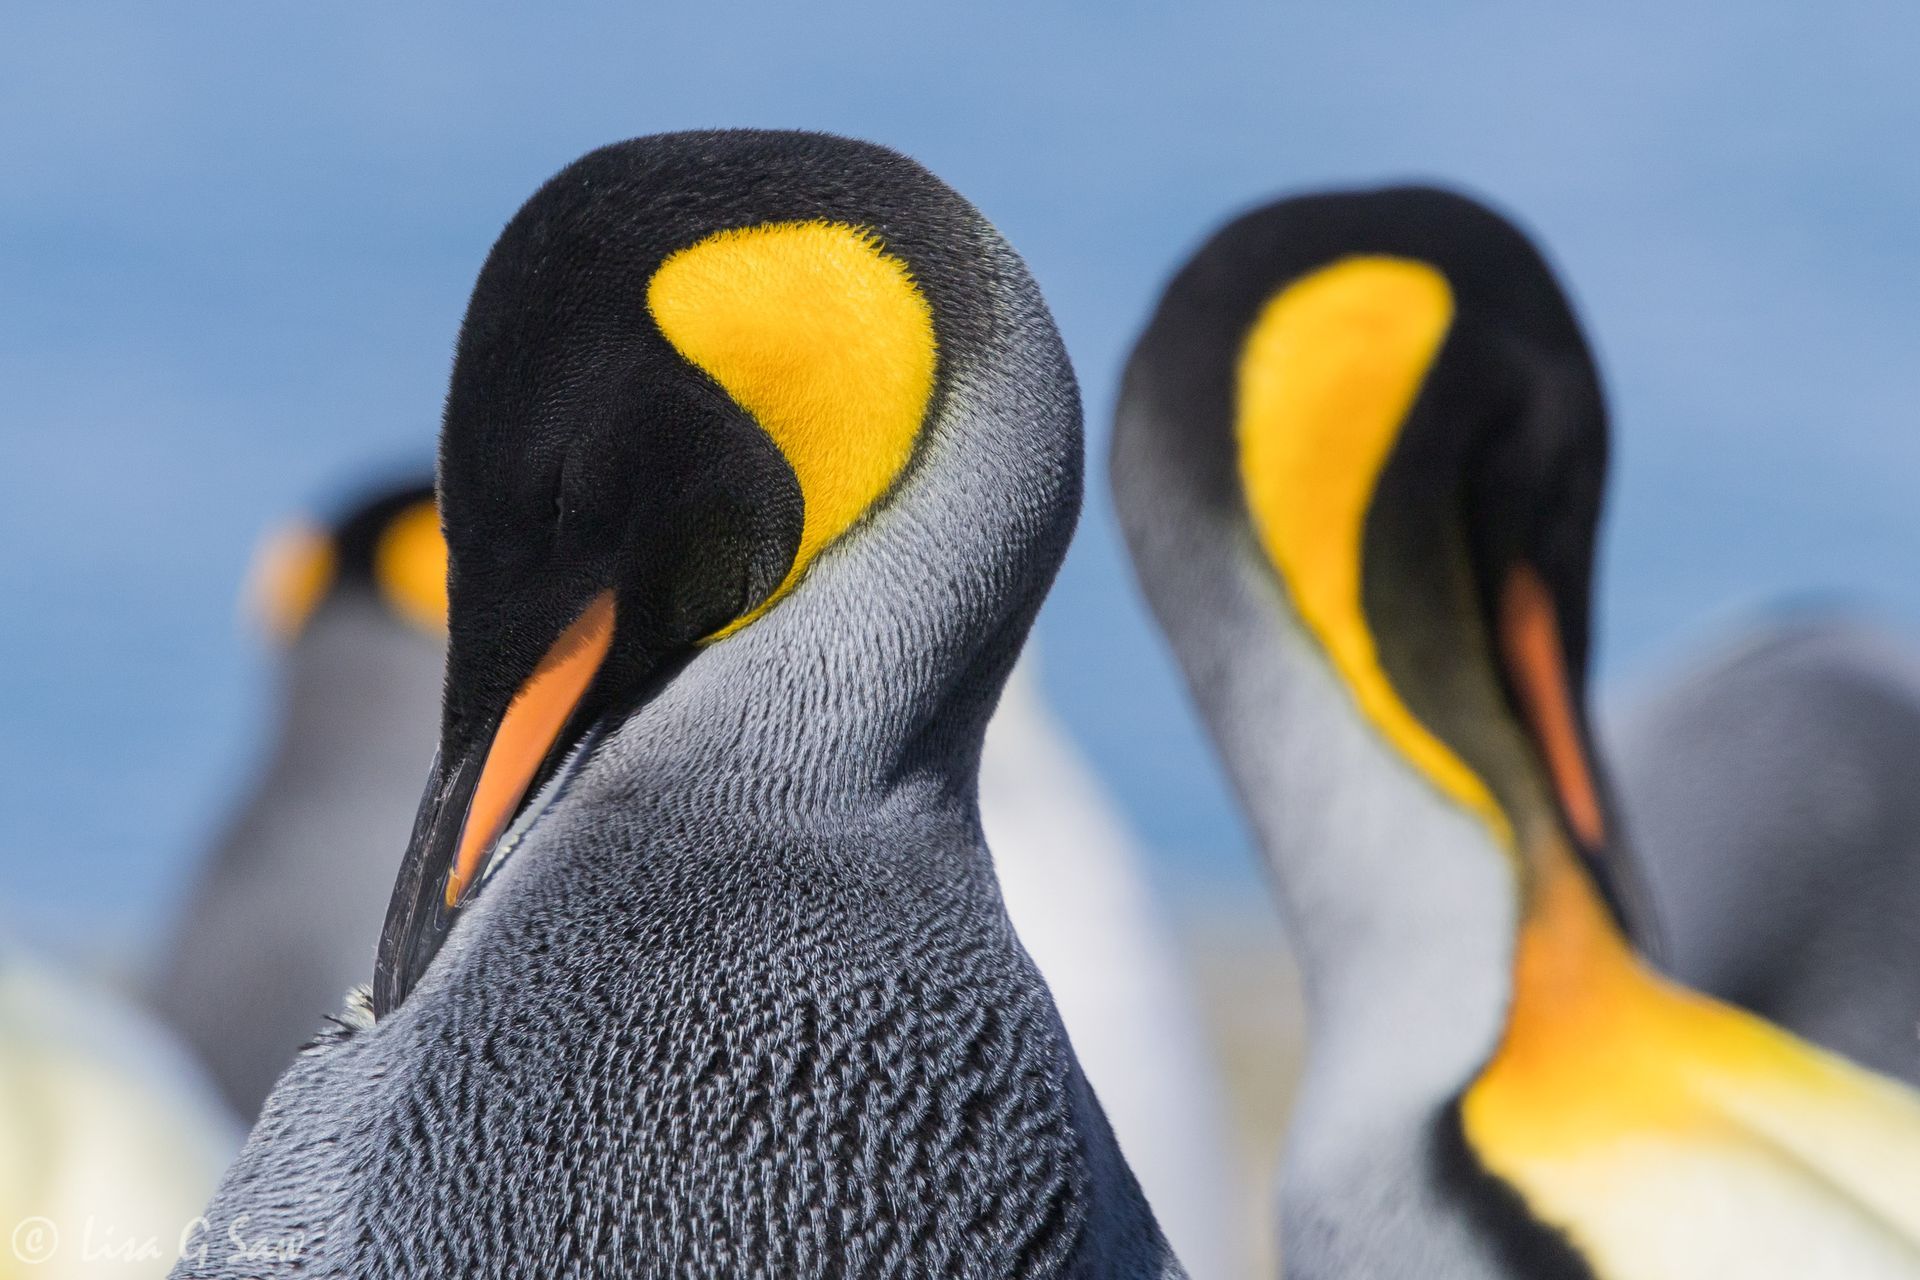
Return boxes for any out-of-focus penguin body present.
[176,131,1179,1278]
[151,483,444,1119]
[1114,185,1920,1278]
[1612,616,1920,1087]
[2,942,238,1280]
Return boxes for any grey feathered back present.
[1610,616,1920,1087]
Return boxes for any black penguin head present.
[1120,185,1629,912]
[247,477,445,642]
[376,130,995,1015]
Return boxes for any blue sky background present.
[5,1,1919,940]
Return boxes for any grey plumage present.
[151,489,443,1119]
[981,659,1247,1277]
[1610,615,1920,1087]
[174,131,1178,1279]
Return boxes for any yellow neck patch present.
[1462,834,1920,1273]
[647,220,938,637]
[1234,254,1506,842]
[248,521,336,642]
[374,500,450,634]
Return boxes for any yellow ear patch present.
[374,500,450,633]
[1235,255,1506,841]
[647,220,937,636]
[247,521,337,642]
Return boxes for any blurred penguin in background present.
[1113,182,1920,1278]
[1611,615,1920,1088]
[2,936,237,1280]
[149,478,445,1120]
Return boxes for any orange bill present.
[1497,564,1605,850]
[445,591,615,907]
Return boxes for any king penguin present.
[158,480,1239,1253]
[150,479,446,1119]
[156,480,1241,1262]
[1111,185,1920,1278]
[174,130,1181,1278]
[1611,616,1920,1088]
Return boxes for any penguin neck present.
[1230,563,1677,1189]
[1166,547,1517,1166]
[1114,404,1515,1139]
[586,299,1081,824]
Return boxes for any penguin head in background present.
[375,130,1081,1016]
[1117,185,1641,933]
[247,479,447,643]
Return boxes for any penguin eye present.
[553,449,592,532]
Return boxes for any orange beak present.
[1498,564,1606,851]
[444,591,616,907]
[374,590,616,1015]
